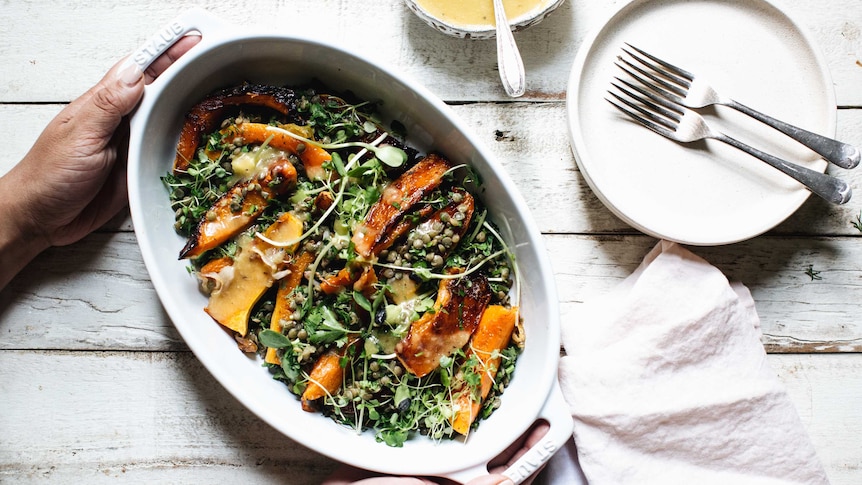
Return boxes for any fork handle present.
[726,99,860,170]
[717,133,852,205]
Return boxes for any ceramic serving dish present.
[126,8,572,483]
[403,0,565,39]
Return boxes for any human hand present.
[321,421,550,485]
[487,420,551,483]
[0,35,200,289]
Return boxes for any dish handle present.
[444,381,576,484]
[127,7,226,77]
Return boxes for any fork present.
[617,43,861,170]
[607,79,852,205]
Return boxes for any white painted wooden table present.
[2,1,861,483]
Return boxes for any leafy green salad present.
[162,83,523,446]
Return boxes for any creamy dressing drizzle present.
[415,0,548,27]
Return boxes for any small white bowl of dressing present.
[404,0,566,39]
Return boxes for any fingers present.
[488,420,550,471]
[509,421,551,465]
[67,57,145,148]
[463,474,514,485]
[347,479,434,485]
[144,34,201,83]
[62,34,200,153]
[485,420,551,485]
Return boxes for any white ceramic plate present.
[126,8,574,483]
[567,0,836,245]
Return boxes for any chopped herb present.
[852,211,862,232]
[805,264,823,281]
[164,84,521,446]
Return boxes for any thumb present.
[465,475,514,485]
[74,58,145,145]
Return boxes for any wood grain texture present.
[2,233,861,353]
[0,350,858,484]
[775,353,862,485]
[0,1,860,104]
[0,350,337,483]
[549,235,862,353]
[2,1,862,483]
[3,104,862,237]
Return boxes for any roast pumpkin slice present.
[396,272,491,378]
[301,337,360,411]
[265,251,315,365]
[179,157,297,259]
[329,189,473,296]
[222,122,332,181]
[319,265,361,295]
[300,350,345,412]
[370,203,436,256]
[174,84,298,173]
[351,154,451,258]
[370,187,474,257]
[451,305,519,435]
[352,266,378,298]
[319,264,380,298]
[204,212,303,336]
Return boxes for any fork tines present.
[615,44,691,103]
[623,43,694,82]
[606,81,681,137]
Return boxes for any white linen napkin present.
[556,240,828,484]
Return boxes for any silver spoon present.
[492,0,526,97]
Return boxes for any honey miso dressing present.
[416,0,547,27]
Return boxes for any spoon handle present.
[492,0,526,97]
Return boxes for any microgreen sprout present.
[373,249,507,281]
[481,220,520,308]
[805,264,823,281]
[162,151,234,234]
[254,132,390,249]
[265,125,407,168]
[167,85,522,447]
[852,210,862,232]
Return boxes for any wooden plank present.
[453,103,862,237]
[0,350,858,484]
[0,1,860,104]
[773,353,862,485]
[0,3,859,485]
[3,104,862,237]
[548,235,862,353]
[2,233,861,352]
[0,231,184,351]
[0,350,337,483]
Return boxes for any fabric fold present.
[558,241,827,484]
